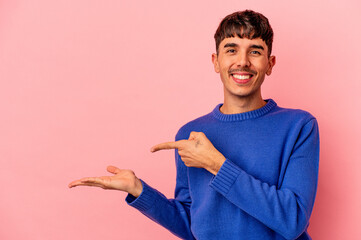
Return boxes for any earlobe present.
[266,55,276,75]
[212,53,220,73]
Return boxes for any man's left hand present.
[151,131,226,175]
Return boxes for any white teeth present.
[233,74,251,80]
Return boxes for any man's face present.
[212,36,276,101]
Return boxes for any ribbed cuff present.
[210,159,240,196]
[125,180,157,212]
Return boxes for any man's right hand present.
[68,165,143,197]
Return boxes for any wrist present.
[129,178,143,198]
[208,154,226,175]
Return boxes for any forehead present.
[220,36,267,49]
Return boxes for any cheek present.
[253,63,267,75]
[220,68,229,79]
[220,63,232,75]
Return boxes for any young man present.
[69,10,319,240]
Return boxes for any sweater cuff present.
[210,159,241,196]
[125,179,157,212]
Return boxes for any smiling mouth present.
[232,74,253,80]
[231,73,254,84]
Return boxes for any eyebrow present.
[223,43,265,51]
[223,43,238,48]
[250,44,264,50]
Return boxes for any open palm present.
[68,165,142,197]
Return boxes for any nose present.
[235,51,250,68]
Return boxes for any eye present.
[250,50,261,55]
[226,49,236,54]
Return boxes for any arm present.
[209,119,319,239]
[68,157,195,239]
[152,119,319,239]
[125,151,195,240]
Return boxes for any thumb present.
[107,165,121,174]
[188,131,199,140]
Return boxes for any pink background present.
[1,0,360,239]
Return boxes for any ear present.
[212,53,220,73]
[266,55,276,75]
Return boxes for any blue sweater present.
[126,99,319,240]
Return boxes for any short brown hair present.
[214,10,273,57]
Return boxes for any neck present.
[220,92,266,114]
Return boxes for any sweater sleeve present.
[125,148,195,240]
[209,118,320,240]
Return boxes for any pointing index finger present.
[150,140,186,152]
